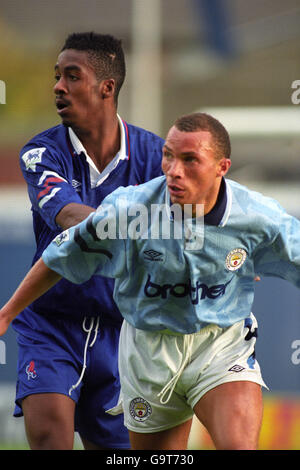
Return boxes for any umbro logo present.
[228,364,245,373]
[72,179,82,191]
[143,250,164,261]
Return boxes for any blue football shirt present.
[15,116,164,326]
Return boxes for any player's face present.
[162,126,231,215]
[54,49,104,128]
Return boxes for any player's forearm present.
[56,202,95,230]
[0,258,61,335]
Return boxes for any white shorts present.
[108,314,268,433]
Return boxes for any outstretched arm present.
[0,258,61,336]
[55,203,95,230]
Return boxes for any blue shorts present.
[12,308,129,449]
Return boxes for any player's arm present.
[0,194,128,336]
[20,144,95,232]
[55,202,95,230]
[0,259,61,336]
[254,209,300,288]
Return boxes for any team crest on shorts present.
[129,397,152,422]
[225,248,247,271]
[26,360,37,380]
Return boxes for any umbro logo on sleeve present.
[143,250,164,261]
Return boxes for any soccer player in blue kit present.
[10,32,164,450]
[1,112,300,450]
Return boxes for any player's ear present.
[100,79,115,99]
[217,158,231,177]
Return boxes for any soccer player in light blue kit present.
[1,112,300,450]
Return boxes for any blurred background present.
[0,0,299,450]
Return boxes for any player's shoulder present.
[125,121,164,148]
[19,124,71,170]
[20,124,67,154]
[104,175,166,206]
[227,178,286,215]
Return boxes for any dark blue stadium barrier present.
[254,278,300,393]
[0,239,34,382]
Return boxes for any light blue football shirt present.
[42,176,300,334]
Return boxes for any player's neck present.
[73,113,120,172]
[199,179,223,217]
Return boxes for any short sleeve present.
[42,198,128,284]
[253,209,300,288]
[20,144,82,231]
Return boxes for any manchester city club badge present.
[129,397,152,422]
[225,248,247,271]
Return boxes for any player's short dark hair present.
[61,32,126,105]
[174,112,231,160]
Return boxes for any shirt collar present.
[68,113,128,163]
[164,177,231,227]
[67,114,128,187]
[204,177,227,226]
